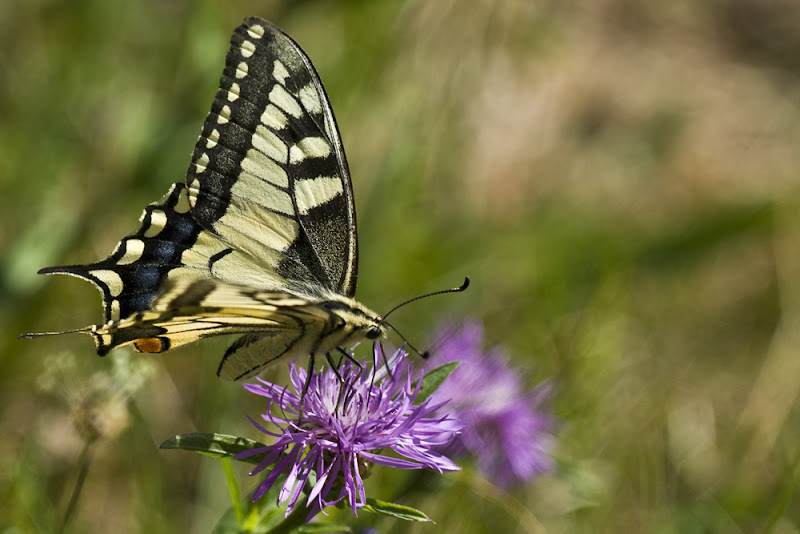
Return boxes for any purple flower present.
[238,345,461,517]
[427,321,555,488]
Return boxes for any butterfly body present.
[25,18,387,380]
[78,278,385,380]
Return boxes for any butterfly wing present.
[186,17,358,296]
[32,18,361,358]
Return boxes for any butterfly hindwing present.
[217,332,306,381]
[89,278,332,355]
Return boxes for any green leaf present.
[362,498,432,522]
[160,433,267,465]
[413,362,460,405]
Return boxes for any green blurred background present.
[3,1,800,532]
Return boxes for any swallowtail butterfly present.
[24,18,395,380]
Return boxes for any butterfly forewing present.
[186,18,357,296]
[27,18,381,373]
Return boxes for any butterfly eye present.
[365,326,382,340]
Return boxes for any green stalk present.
[221,458,244,526]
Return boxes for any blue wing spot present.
[162,216,196,243]
[130,267,161,289]
[152,241,177,262]
[122,290,159,318]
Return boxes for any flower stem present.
[57,440,95,534]
[220,458,243,526]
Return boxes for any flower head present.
[427,321,555,487]
[238,345,461,517]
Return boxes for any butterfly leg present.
[325,352,344,382]
[373,342,394,381]
[332,348,366,392]
[322,352,348,414]
[322,352,347,414]
[325,349,368,415]
[335,347,363,368]
[298,353,317,417]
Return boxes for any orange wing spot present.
[134,338,167,353]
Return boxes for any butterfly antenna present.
[381,277,470,322]
[379,276,470,360]
[384,322,429,359]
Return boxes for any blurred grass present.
[3,0,800,532]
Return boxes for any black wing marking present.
[186,17,358,297]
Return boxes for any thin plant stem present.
[221,458,244,526]
[57,440,96,534]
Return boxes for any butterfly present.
[23,17,397,380]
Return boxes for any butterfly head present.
[320,296,386,342]
[365,324,383,340]
[352,308,387,342]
